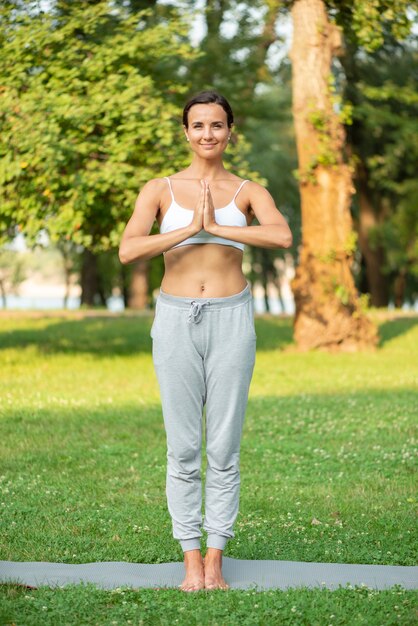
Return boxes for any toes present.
[204,581,230,590]
[179,581,205,592]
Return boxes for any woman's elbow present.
[283,232,293,249]
[118,244,128,264]
[278,227,293,249]
[119,239,147,264]
[118,241,133,265]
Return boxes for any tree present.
[0,248,26,308]
[341,34,418,307]
[289,0,413,350]
[0,0,261,308]
[183,0,299,311]
[0,1,196,305]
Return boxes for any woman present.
[119,90,292,592]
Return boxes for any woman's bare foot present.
[179,549,205,592]
[203,548,230,590]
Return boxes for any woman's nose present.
[203,126,214,139]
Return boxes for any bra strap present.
[165,176,175,202]
[232,179,249,202]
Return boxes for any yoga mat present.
[1,558,417,591]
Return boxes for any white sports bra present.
[160,177,249,253]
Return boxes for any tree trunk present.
[0,280,6,308]
[289,0,378,351]
[272,271,286,314]
[58,244,73,310]
[260,248,272,313]
[120,264,130,308]
[80,248,100,307]
[394,269,406,308]
[128,259,149,309]
[356,163,389,307]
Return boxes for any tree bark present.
[80,249,101,307]
[57,243,74,310]
[0,280,6,309]
[394,269,406,308]
[120,264,130,309]
[127,259,149,309]
[289,0,378,351]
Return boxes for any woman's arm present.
[119,179,199,264]
[206,181,293,249]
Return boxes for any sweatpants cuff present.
[180,538,201,552]
[206,534,229,550]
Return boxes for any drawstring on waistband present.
[188,300,211,324]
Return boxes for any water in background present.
[0,294,294,314]
[1,294,417,314]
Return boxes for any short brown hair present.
[182,90,234,129]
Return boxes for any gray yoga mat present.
[1,558,417,591]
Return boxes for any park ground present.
[0,310,417,625]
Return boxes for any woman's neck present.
[185,156,229,180]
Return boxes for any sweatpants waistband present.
[158,281,252,310]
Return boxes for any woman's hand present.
[203,181,218,234]
[189,180,205,235]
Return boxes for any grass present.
[0,311,417,625]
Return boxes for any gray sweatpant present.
[150,282,257,553]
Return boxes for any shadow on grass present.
[1,314,416,356]
[0,315,295,355]
[377,317,418,346]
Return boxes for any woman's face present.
[184,103,231,159]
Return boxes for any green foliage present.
[327,0,413,52]
[0,2,196,251]
[0,248,26,305]
[371,187,418,281]
[303,72,355,183]
[318,249,338,264]
[0,1,262,257]
[345,37,418,298]
[329,73,354,126]
[242,81,299,209]
[357,291,372,313]
[301,0,416,304]
[183,0,282,115]
[333,282,350,306]
[263,0,414,205]
[344,230,358,256]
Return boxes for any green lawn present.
[0,311,417,625]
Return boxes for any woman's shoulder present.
[137,178,170,206]
[140,177,170,192]
[143,176,169,186]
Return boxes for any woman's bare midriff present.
[160,244,247,298]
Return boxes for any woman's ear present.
[183,125,189,142]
